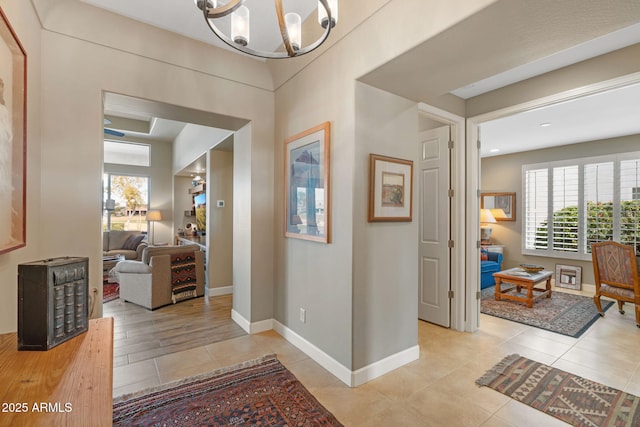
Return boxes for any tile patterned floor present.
[111,289,640,426]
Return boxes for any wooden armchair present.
[591,241,640,328]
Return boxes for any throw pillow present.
[480,248,489,261]
[122,234,145,250]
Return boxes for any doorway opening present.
[468,73,640,332]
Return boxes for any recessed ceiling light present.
[490,148,500,153]
[540,122,552,127]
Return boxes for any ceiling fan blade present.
[104,128,125,137]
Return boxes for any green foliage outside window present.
[535,200,640,252]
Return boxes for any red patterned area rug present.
[113,354,343,426]
[103,281,119,303]
[477,354,640,427]
[481,285,613,338]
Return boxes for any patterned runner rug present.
[477,354,640,427]
[113,354,343,426]
[481,285,613,337]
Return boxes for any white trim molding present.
[350,345,420,387]
[207,285,233,297]
[230,310,272,334]
[417,103,467,332]
[230,316,419,387]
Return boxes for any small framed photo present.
[555,264,582,290]
[368,154,413,222]
[284,122,331,243]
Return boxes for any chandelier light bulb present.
[318,0,338,29]
[285,13,302,51]
[231,5,250,46]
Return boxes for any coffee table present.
[493,267,553,308]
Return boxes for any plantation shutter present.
[620,159,640,250]
[584,162,614,252]
[524,168,548,250]
[552,166,579,252]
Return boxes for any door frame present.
[466,72,640,331]
[417,103,466,332]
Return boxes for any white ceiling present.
[90,0,640,159]
[80,0,318,57]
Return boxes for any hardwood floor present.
[103,294,246,368]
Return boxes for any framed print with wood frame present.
[285,122,331,243]
[0,8,27,255]
[480,192,516,221]
[368,154,413,222]
[555,264,582,290]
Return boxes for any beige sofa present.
[103,230,148,260]
[113,244,205,309]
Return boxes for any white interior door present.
[418,126,451,327]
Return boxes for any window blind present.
[523,151,640,260]
[584,162,613,252]
[524,168,548,250]
[620,159,640,250]
[552,166,579,252]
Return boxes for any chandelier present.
[194,0,338,59]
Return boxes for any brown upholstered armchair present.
[113,244,205,310]
[591,241,640,328]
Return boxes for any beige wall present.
[274,0,497,370]
[207,149,233,289]
[481,134,640,286]
[36,12,273,323]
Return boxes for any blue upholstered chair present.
[481,251,503,289]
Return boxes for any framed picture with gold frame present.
[368,154,413,222]
[0,7,27,255]
[284,122,331,243]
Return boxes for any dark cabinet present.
[18,257,89,350]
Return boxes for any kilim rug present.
[481,285,613,338]
[113,354,344,426]
[477,354,640,427]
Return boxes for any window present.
[103,174,149,232]
[523,152,640,259]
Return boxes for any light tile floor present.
[112,291,640,426]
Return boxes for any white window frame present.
[522,151,640,260]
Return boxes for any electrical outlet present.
[299,308,306,323]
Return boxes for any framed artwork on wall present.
[481,192,516,221]
[284,122,331,243]
[0,8,27,255]
[368,154,413,222]
[555,264,582,290]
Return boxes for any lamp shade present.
[480,209,496,224]
[146,210,162,221]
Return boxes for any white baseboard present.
[272,320,419,388]
[231,309,250,333]
[207,285,233,297]
[230,309,273,334]
[351,345,420,387]
[229,314,418,388]
[272,320,353,386]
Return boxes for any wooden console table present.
[0,317,113,426]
